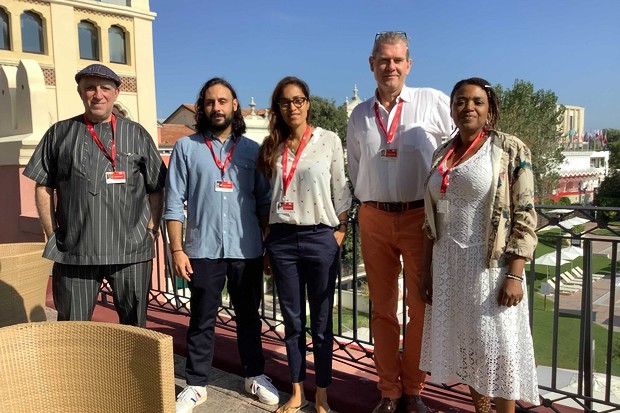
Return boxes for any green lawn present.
[531,293,620,375]
[333,306,369,333]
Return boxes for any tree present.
[595,172,620,224]
[495,80,565,200]
[605,128,620,173]
[309,95,348,142]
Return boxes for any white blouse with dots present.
[268,127,352,226]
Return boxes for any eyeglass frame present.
[278,96,308,111]
[374,31,407,42]
[372,31,410,59]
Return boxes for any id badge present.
[437,198,449,214]
[106,171,126,184]
[215,180,234,192]
[276,201,295,214]
[380,148,398,159]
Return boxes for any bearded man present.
[164,78,278,413]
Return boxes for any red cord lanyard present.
[205,136,237,178]
[281,124,311,199]
[374,99,404,144]
[84,114,117,171]
[437,130,486,193]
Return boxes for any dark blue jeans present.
[265,224,339,388]
[185,257,265,386]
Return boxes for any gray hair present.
[372,31,410,59]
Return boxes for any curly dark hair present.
[257,76,312,179]
[450,77,501,130]
[194,77,246,137]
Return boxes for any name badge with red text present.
[106,171,126,184]
[276,201,295,214]
[215,180,234,192]
[380,148,398,159]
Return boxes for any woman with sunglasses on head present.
[257,76,351,413]
[419,78,539,412]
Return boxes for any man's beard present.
[206,113,233,132]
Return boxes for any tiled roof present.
[182,103,195,113]
[159,124,195,147]
[241,108,269,117]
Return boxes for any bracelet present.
[171,249,183,254]
[505,272,523,281]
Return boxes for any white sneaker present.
[244,374,280,405]
[175,385,207,413]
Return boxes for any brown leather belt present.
[364,200,424,213]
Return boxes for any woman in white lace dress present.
[419,78,539,413]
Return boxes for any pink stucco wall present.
[0,165,44,244]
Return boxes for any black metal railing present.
[136,204,620,412]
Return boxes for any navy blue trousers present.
[185,257,265,386]
[266,224,339,388]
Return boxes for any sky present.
[150,0,620,130]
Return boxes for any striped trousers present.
[52,261,152,327]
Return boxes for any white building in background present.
[557,149,609,204]
[553,104,609,204]
[345,85,363,117]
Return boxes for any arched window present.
[0,8,9,50]
[21,11,44,54]
[78,20,99,61]
[109,25,127,64]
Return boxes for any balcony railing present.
[110,204,619,412]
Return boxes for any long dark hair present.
[450,77,501,130]
[194,77,246,137]
[257,76,312,179]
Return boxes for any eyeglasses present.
[278,97,308,110]
[374,31,408,42]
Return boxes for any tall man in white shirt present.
[346,31,452,413]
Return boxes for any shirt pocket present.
[399,123,435,153]
[231,158,256,191]
[115,152,143,190]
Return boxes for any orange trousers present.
[359,204,427,398]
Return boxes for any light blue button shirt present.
[164,132,271,259]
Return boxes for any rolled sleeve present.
[505,142,538,260]
[142,129,167,194]
[163,139,189,222]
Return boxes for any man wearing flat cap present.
[23,63,166,327]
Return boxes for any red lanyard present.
[437,130,486,193]
[281,125,311,198]
[205,136,237,178]
[374,99,404,144]
[84,114,117,170]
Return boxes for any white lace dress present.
[419,139,539,404]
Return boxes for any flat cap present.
[75,64,121,87]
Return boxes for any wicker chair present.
[0,242,51,327]
[0,321,176,413]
